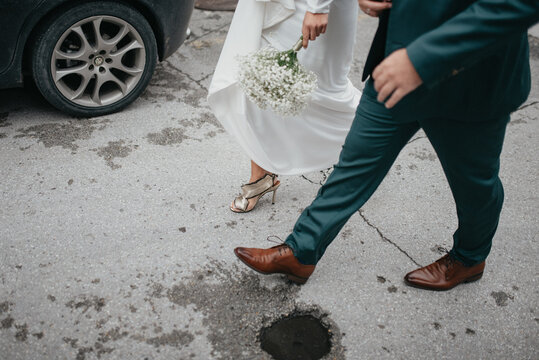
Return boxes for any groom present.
[234,0,539,290]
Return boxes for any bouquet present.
[236,36,317,117]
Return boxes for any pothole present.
[260,313,332,360]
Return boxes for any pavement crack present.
[198,73,213,85]
[358,210,421,267]
[301,175,318,185]
[164,61,207,90]
[517,100,539,111]
[301,169,332,186]
[407,135,426,144]
[186,23,231,44]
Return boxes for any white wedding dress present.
[208,0,360,175]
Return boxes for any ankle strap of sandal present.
[240,174,277,199]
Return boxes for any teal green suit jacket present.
[362,0,539,121]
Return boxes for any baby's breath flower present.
[236,45,317,117]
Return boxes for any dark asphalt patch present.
[0,301,15,330]
[491,291,514,307]
[146,127,192,146]
[93,140,137,169]
[1,316,14,329]
[14,323,28,341]
[177,112,224,137]
[260,314,332,360]
[65,295,106,313]
[0,301,12,314]
[14,119,110,152]
[97,327,129,343]
[0,262,344,359]
[144,329,195,349]
[162,261,345,359]
[411,149,437,161]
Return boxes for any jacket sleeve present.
[406,0,539,88]
[305,0,333,13]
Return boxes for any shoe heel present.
[286,274,307,284]
[272,189,277,204]
[464,272,483,283]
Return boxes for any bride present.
[208,0,360,213]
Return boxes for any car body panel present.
[136,0,195,59]
[0,0,194,89]
[0,0,41,76]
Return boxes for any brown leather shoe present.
[404,254,485,291]
[234,245,315,284]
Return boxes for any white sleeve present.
[305,0,332,13]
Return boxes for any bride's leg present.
[231,161,280,212]
[249,160,276,183]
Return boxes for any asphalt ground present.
[1,10,538,360]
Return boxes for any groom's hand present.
[358,0,392,17]
[372,48,423,109]
[302,12,328,48]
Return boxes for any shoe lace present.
[266,235,284,245]
[266,235,290,256]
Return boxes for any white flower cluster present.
[236,47,317,117]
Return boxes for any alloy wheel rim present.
[51,15,146,108]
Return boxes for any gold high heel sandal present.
[231,174,280,213]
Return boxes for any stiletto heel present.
[231,174,280,213]
[272,188,277,204]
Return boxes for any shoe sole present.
[285,274,308,284]
[404,272,483,291]
[233,249,308,285]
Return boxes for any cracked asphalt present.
[0,10,538,360]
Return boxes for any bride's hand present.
[302,12,328,48]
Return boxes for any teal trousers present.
[285,81,509,266]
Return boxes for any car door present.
[0,0,41,74]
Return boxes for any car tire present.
[31,1,157,117]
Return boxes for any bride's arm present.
[302,0,333,48]
[306,0,332,13]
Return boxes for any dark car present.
[0,0,194,117]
